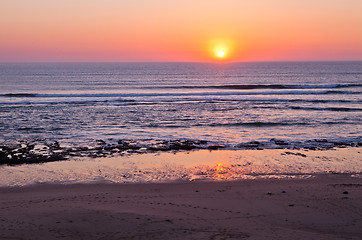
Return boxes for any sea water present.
[0,62,361,146]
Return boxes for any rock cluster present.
[0,139,209,165]
[235,139,361,150]
[0,141,66,165]
[0,138,360,165]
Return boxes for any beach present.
[1,147,362,239]
[1,0,362,238]
[1,174,361,240]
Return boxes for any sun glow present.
[206,38,236,61]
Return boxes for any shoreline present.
[1,174,361,239]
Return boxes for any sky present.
[0,0,361,62]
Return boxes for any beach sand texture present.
[1,174,361,240]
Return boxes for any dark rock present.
[48,141,61,150]
[104,144,117,151]
[0,145,15,152]
[245,144,259,148]
[65,147,79,153]
[68,152,81,156]
[208,144,226,150]
[168,140,197,150]
[77,146,89,151]
[0,149,8,158]
[333,142,348,146]
[342,191,349,194]
[283,151,307,157]
[237,142,259,148]
[96,140,106,145]
[26,143,35,150]
[147,146,169,151]
[47,153,67,162]
[315,139,328,142]
[274,140,288,145]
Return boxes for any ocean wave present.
[1,89,360,100]
[145,83,362,90]
[143,122,311,128]
[291,106,362,112]
[2,93,37,97]
[1,95,361,106]
[143,120,361,128]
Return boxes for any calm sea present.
[0,62,361,146]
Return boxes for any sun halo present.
[206,38,236,61]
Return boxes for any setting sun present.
[217,51,225,57]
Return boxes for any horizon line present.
[0,60,361,64]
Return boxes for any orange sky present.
[0,0,361,62]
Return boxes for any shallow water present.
[1,148,361,187]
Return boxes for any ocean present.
[0,61,361,147]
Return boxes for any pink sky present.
[0,0,361,62]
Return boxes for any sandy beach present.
[1,174,361,240]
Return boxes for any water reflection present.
[0,148,361,187]
[194,163,235,181]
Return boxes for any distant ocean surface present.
[0,62,361,146]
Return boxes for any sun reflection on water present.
[192,162,238,181]
[215,163,231,180]
[1,148,358,187]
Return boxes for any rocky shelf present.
[0,138,361,165]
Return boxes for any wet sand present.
[1,174,361,240]
[1,147,361,186]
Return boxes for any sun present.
[206,37,236,61]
